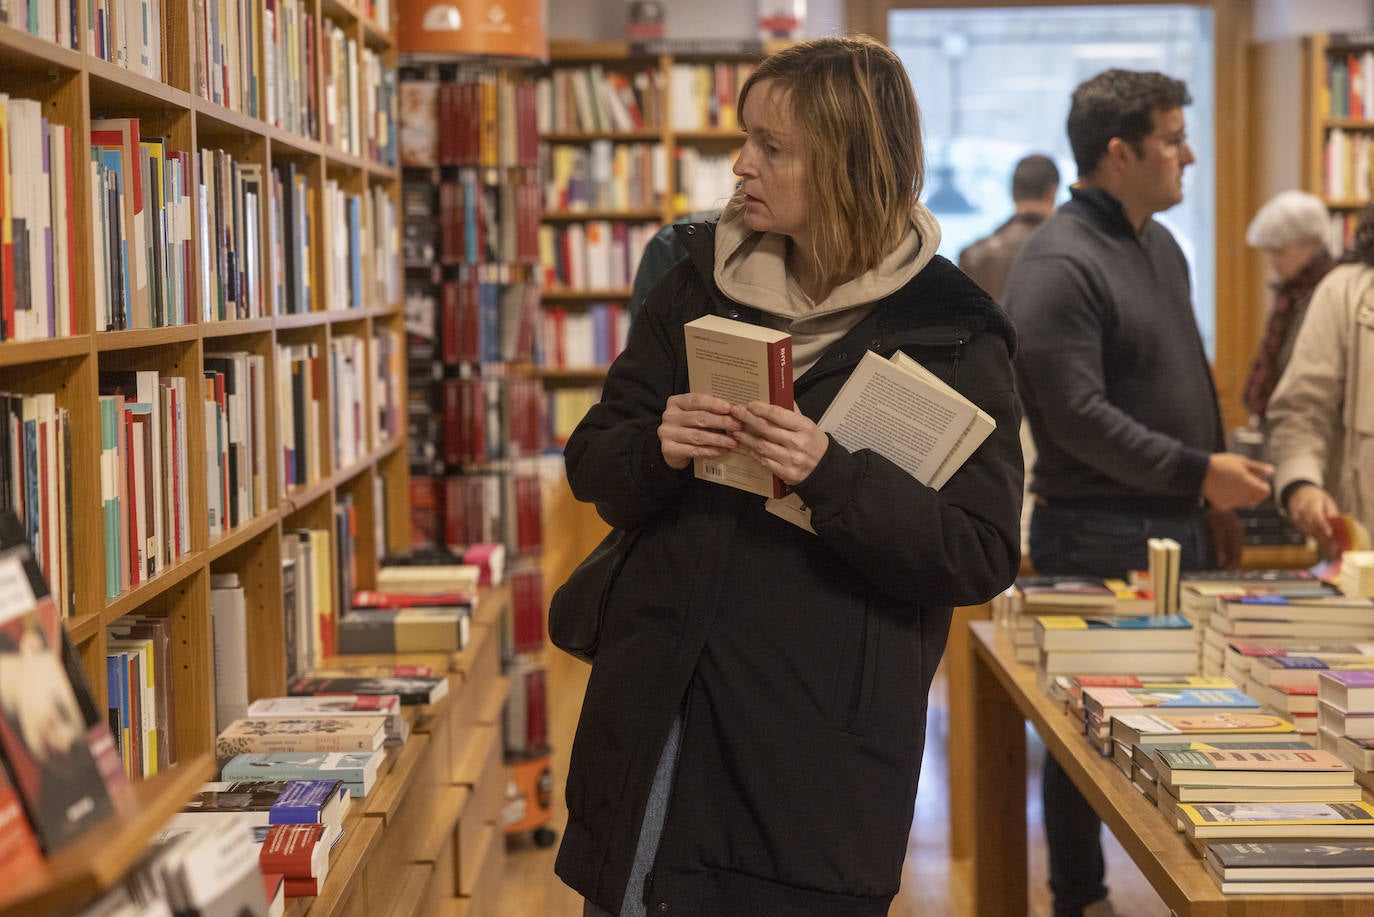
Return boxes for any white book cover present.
[767,349,992,532]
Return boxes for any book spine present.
[768,335,793,498]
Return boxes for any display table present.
[962,619,1373,916]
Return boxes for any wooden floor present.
[497,643,1174,916]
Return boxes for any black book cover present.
[0,507,114,851]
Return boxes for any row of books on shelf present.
[430,273,541,368]
[539,303,629,371]
[543,140,667,213]
[193,0,395,163]
[1323,45,1374,121]
[0,391,75,618]
[1321,127,1374,202]
[8,0,164,72]
[2,106,404,341]
[535,61,758,134]
[2,98,78,341]
[538,64,665,134]
[399,69,540,170]
[99,370,193,597]
[402,172,542,268]
[319,26,396,164]
[407,470,543,559]
[0,0,78,51]
[539,219,663,292]
[433,374,546,466]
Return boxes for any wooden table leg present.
[969,641,1028,917]
[947,602,990,860]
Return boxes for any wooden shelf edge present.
[0,335,91,368]
[0,755,215,916]
[95,324,200,351]
[101,551,204,623]
[304,809,384,916]
[364,733,432,823]
[390,863,436,917]
[412,785,470,864]
[206,513,281,562]
[452,723,499,787]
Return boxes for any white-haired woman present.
[1243,190,1336,421]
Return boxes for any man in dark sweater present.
[1004,69,1272,917]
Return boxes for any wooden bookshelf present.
[0,0,409,909]
[1302,31,1374,251]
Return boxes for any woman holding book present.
[556,36,1023,917]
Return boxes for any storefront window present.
[890,5,1216,353]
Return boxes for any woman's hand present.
[730,401,829,486]
[1286,483,1341,557]
[659,393,742,470]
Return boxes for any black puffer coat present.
[555,221,1023,916]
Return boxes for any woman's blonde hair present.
[726,35,923,288]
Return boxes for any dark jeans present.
[1029,501,1214,917]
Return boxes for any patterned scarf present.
[1242,254,1336,419]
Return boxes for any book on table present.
[220,751,384,798]
[1127,738,1315,783]
[259,822,331,881]
[247,694,409,745]
[683,313,793,499]
[1317,704,1374,738]
[287,673,448,705]
[1081,685,1259,721]
[1154,746,1354,789]
[1317,668,1374,712]
[1204,840,1374,894]
[1110,711,1298,748]
[1033,614,1193,652]
[167,779,349,833]
[1037,648,1199,677]
[1178,801,1374,840]
[765,348,994,532]
[215,715,388,757]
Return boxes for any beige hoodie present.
[712,200,943,376]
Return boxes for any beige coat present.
[1266,263,1374,531]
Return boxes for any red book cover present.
[0,765,43,893]
[440,280,458,365]
[122,408,140,587]
[353,590,474,609]
[259,822,327,877]
[283,876,323,897]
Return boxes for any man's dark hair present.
[1067,69,1191,177]
[1011,154,1059,202]
[1349,204,1374,264]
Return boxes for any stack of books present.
[1153,745,1360,832]
[1317,669,1374,791]
[1033,613,1195,685]
[1077,680,1259,756]
[1202,840,1374,895]
[995,575,1152,665]
[1343,551,1374,598]
[1178,569,1333,673]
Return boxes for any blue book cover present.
[221,751,381,796]
[269,778,346,824]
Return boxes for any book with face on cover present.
[684,313,793,499]
[765,349,994,532]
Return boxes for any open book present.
[766,350,994,533]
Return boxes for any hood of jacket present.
[710,201,944,330]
